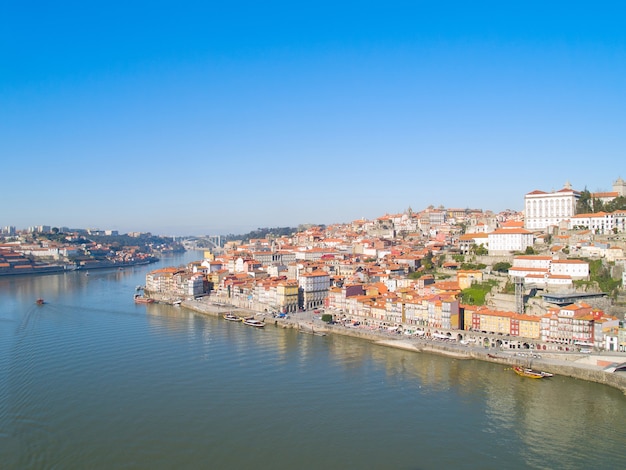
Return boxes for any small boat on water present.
[36,298,45,305]
[223,313,241,322]
[134,294,154,304]
[513,366,553,379]
[243,318,265,328]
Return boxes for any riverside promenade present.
[182,297,626,394]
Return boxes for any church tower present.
[613,177,626,197]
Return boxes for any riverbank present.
[0,257,159,277]
[181,298,626,394]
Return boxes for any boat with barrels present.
[513,366,553,379]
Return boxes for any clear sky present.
[2,1,625,236]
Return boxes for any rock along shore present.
[181,299,626,394]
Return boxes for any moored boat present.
[223,313,241,322]
[243,318,265,327]
[513,366,552,379]
[134,294,154,304]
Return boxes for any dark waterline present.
[1,251,625,469]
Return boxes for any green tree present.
[577,188,593,214]
[472,244,488,256]
[606,196,626,212]
[421,251,434,271]
[492,261,512,273]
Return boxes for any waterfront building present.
[145,267,205,299]
[479,309,514,336]
[298,271,330,310]
[440,298,460,330]
[276,280,299,313]
[539,303,610,346]
[517,314,541,339]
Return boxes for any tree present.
[472,244,488,256]
[577,188,592,214]
[606,196,626,212]
[524,246,536,255]
[421,251,434,271]
[492,261,512,273]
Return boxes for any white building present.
[549,259,589,279]
[298,271,330,309]
[487,228,534,254]
[508,255,589,287]
[569,210,626,234]
[524,182,580,231]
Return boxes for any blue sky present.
[2,1,625,236]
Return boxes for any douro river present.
[1,251,625,469]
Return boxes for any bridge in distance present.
[181,235,222,251]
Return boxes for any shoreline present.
[181,299,626,394]
[0,258,159,277]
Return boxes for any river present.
[1,251,625,469]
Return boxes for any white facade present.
[187,275,205,296]
[512,256,552,270]
[524,274,573,289]
[549,259,589,279]
[487,229,534,254]
[569,210,626,234]
[508,255,589,284]
[524,183,580,230]
[298,271,330,309]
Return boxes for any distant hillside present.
[223,227,299,242]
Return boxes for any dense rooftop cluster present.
[148,199,626,353]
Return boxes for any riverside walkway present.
[181,297,626,393]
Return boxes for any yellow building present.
[517,314,541,339]
[457,270,483,290]
[479,310,512,335]
[277,281,299,312]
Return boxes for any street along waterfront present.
[2,252,626,469]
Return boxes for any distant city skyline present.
[2,2,625,236]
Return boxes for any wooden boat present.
[134,294,154,304]
[223,313,241,322]
[513,366,553,379]
[36,298,45,305]
[243,318,265,328]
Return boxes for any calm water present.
[1,252,625,469]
